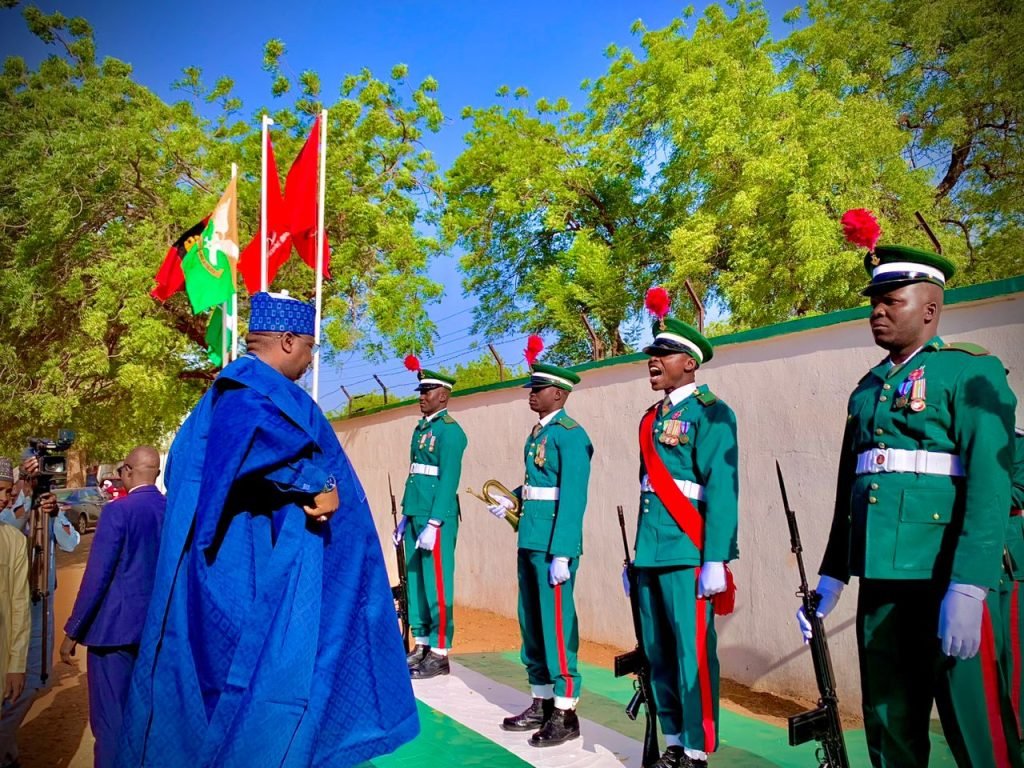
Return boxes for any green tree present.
[0,7,446,456]
[784,0,1024,281]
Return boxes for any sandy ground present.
[20,538,819,767]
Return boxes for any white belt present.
[409,463,439,477]
[522,485,560,501]
[855,449,963,477]
[640,475,706,501]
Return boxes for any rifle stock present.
[614,505,660,766]
[776,461,850,768]
[388,473,411,653]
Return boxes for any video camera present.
[26,428,76,496]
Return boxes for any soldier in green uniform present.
[803,235,1021,767]
[394,359,468,679]
[493,352,593,748]
[632,306,739,768]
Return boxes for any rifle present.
[28,498,52,684]
[776,461,850,768]
[613,505,660,767]
[388,473,411,653]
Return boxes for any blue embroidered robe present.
[117,355,418,767]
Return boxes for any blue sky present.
[1,0,802,413]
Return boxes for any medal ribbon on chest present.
[895,366,925,410]
[418,430,432,450]
[535,436,547,468]
[658,416,689,447]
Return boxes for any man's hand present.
[38,492,58,518]
[698,562,727,598]
[60,636,78,665]
[938,583,985,659]
[416,521,440,551]
[392,516,408,547]
[20,456,39,478]
[303,486,339,522]
[796,575,844,642]
[3,673,25,704]
[549,557,570,586]
[487,495,514,520]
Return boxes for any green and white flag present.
[205,304,235,368]
[182,177,238,313]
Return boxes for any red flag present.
[151,218,208,301]
[238,134,293,293]
[284,115,331,279]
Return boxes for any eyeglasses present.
[117,464,130,474]
[260,332,319,355]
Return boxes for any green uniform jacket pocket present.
[893,487,957,573]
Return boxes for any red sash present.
[639,405,736,615]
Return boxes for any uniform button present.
[878,442,886,449]
[875,428,883,436]
[879,395,888,402]
[869,496,878,504]
[870,483,879,490]
[883,384,892,390]
[932,513,940,520]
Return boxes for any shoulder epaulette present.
[939,341,990,356]
[441,413,456,424]
[695,385,718,406]
[556,415,579,429]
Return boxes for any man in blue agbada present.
[117,291,418,768]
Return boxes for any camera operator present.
[0,459,29,724]
[0,453,80,768]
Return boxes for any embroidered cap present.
[249,291,316,337]
[642,316,714,365]
[522,362,580,392]
[0,457,12,483]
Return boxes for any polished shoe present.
[410,651,449,679]
[406,643,429,668]
[651,746,689,768]
[528,707,580,747]
[500,697,554,731]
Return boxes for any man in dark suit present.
[60,445,165,768]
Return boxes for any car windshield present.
[54,488,107,504]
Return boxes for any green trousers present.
[404,517,458,649]
[996,571,1023,756]
[636,565,719,753]
[857,579,1022,768]
[517,549,581,700]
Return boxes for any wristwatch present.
[322,474,337,494]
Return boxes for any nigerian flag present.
[205,304,235,368]
[182,177,238,313]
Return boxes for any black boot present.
[528,707,580,747]
[406,643,429,668]
[651,746,701,768]
[500,697,554,731]
[410,651,450,679]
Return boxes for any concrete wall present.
[334,286,1024,712]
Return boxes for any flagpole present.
[260,114,274,292]
[223,162,238,368]
[312,109,327,403]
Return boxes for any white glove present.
[487,503,508,519]
[549,557,571,586]
[796,575,845,641]
[622,564,631,598]
[697,562,726,598]
[392,516,408,547]
[938,583,985,659]
[416,520,441,551]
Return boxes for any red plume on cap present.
[524,335,544,366]
[841,209,881,252]
[403,354,421,372]
[645,286,671,320]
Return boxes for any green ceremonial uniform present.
[997,429,1024,751]
[820,337,1021,768]
[635,383,739,754]
[516,410,593,702]
[401,409,467,649]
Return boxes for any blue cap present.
[249,291,316,337]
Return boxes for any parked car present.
[54,487,110,534]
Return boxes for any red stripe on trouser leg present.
[432,528,447,649]
[554,583,572,699]
[1012,583,1021,732]
[980,605,1011,768]
[694,569,715,751]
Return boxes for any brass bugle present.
[465,479,520,531]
